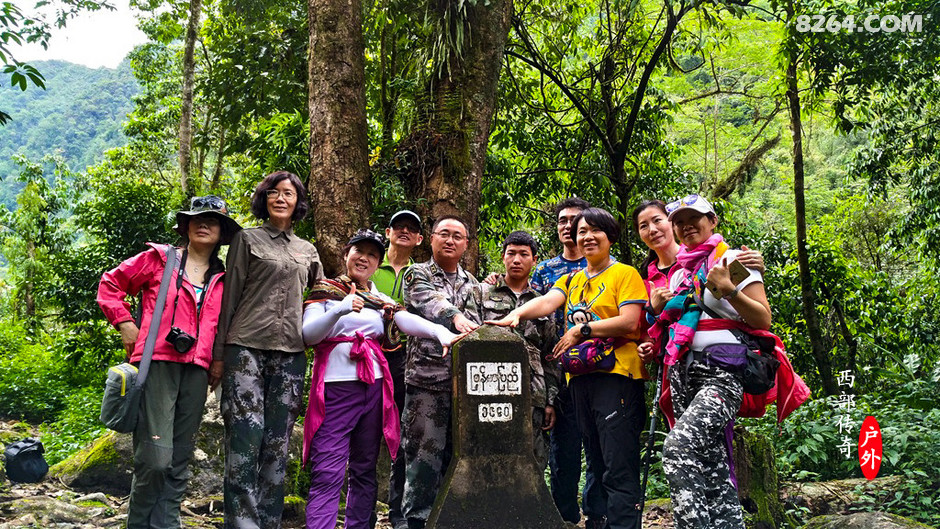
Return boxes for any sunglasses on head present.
[665,194,701,214]
[355,228,387,246]
[190,195,227,213]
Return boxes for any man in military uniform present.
[400,215,481,529]
[480,231,558,470]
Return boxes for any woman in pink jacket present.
[97,196,241,529]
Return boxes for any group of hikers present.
[97,169,808,529]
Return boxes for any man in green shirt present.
[370,209,423,529]
[371,210,423,304]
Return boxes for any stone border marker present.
[426,325,567,529]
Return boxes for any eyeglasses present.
[190,195,228,213]
[266,189,297,200]
[432,230,466,243]
[557,215,579,226]
[665,194,701,214]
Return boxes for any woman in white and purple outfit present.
[301,229,461,529]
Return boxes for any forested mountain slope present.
[0,59,138,207]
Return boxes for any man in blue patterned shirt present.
[532,197,607,528]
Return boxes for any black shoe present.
[585,516,608,529]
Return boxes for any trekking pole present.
[638,359,664,528]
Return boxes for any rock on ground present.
[47,391,310,500]
[804,511,936,529]
[782,476,905,517]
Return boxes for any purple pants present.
[306,380,383,529]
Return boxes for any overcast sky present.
[15,0,147,69]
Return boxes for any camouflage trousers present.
[532,407,550,471]
[663,359,745,529]
[220,346,306,529]
[401,385,452,524]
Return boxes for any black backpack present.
[4,437,49,483]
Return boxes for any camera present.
[165,327,197,354]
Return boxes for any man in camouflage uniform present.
[401,215,482,529]
[480,231,558,470]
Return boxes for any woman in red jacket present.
[97,196,241,529]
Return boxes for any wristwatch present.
[724,286,741,300]
[580,323,592,338]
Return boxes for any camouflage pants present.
[663,360,744,529]
[220,346,306,529]
[401,385,452,524]
[532,407,550,471]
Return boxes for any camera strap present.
[168,249,202,342]
[137,245,178,386]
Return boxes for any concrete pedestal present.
[426,325,567,529]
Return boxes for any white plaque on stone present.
[466,362,522,395]
[478,402,513,422]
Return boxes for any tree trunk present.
[401,0,513,274]
[609,164,635,264]
[379,20,399,158]
[711,134,781,200]
[732,426,784,529]
[307,0,372,277]
[179,0,202,196]
[24,239,35,319]
[821,283,858,378]
[211,124,226,191]
[785,42,838,396]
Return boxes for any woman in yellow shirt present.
[488,207,649,529]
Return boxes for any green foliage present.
[742,379,940,482]
[199,0,309,152]
[0,314,113,463]
[849,469,940,525]
[848,78,940,264]
[250,112,309,179]
[123,41,181,168]
[742,379,940,525]
[40,385,107,465]
[0,320,70,422]
[0,154,78,328]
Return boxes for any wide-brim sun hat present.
[347,228,388,259]
[174,195,242,245]
[665,194,716,221]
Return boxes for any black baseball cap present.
[347,228,387,258]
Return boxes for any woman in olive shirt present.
[214,171,324,529]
